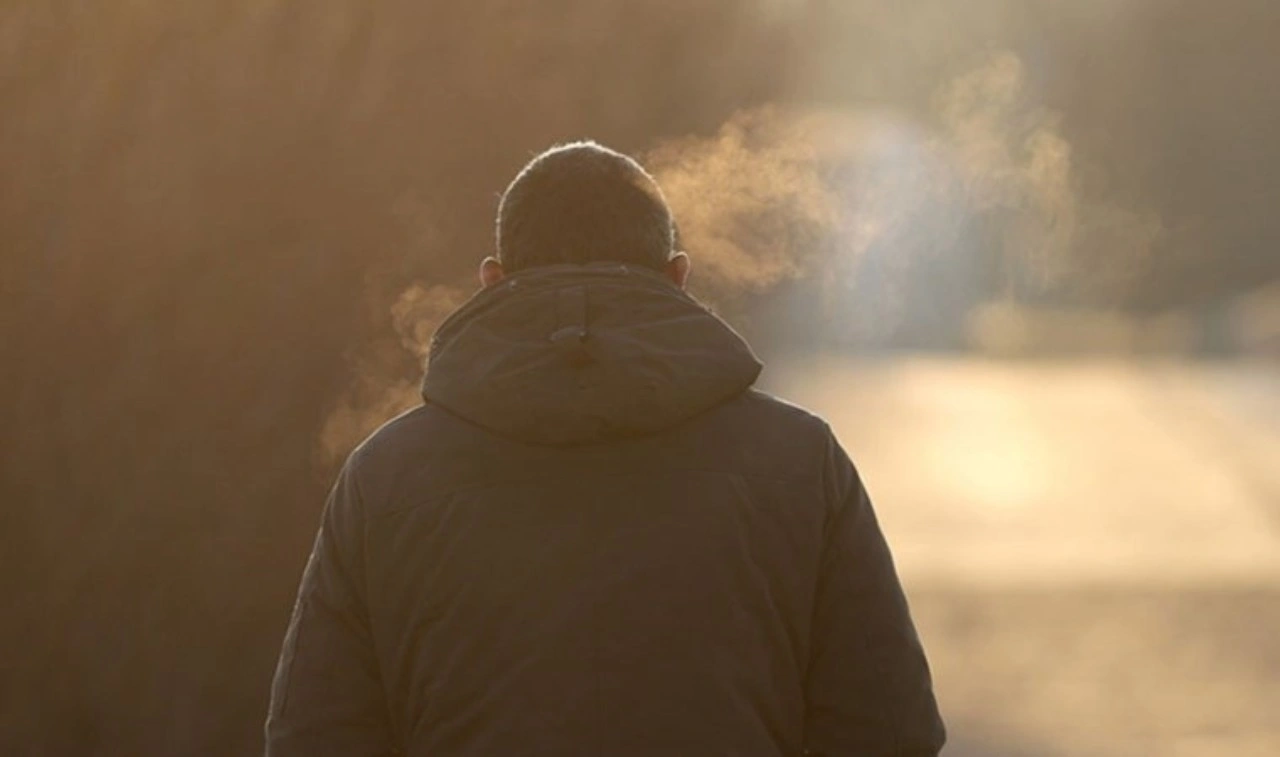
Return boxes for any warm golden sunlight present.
[3,2,1276,755]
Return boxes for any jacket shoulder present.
[739,388,830,429]
[348,405,434,465]
[341,404,462,513]
[688,388,837,484]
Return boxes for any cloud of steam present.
[648,51,1162,312]
[319,281,467,462]
[390,282,467,359]
[648,107,843,296]
[937,51,1077,284]
[934,51,1162,295]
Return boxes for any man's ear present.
[479,257,505,288]
[665,251,691,289]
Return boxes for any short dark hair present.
[496,141,674,273]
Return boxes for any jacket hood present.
[422,263,762,445]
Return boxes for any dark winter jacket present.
[266,263,945,756]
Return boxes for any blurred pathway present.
[768,356,1280,755]
[769,356,1280,587]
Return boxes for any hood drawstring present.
[550,283,589,344]
[550,284,593,370]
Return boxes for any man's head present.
[482,141,690,288]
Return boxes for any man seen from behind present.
[266,141,946,756]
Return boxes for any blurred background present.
[1,1,1277,754]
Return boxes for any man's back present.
[266,263,944,755]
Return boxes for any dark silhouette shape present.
[265,143,945,755]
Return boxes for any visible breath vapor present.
[649,51,1162,313]
[935,51,1162,295]
[320,281,467,461]
[648,107,842,295]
